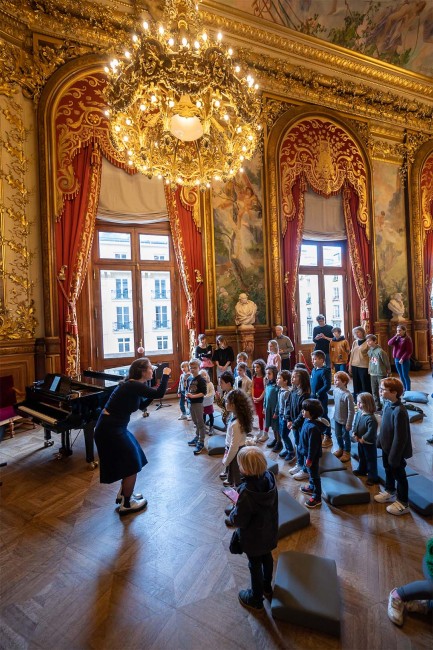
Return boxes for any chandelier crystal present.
[104,0,262,188]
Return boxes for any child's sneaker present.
[293,470,309,481]
[305,497,322,508]
[178,414,188,420]
[187,436,198,446]
[374,490,396,503]
[289,464,300,475]
[238,589,264,613]
[118,496,148,515]
[279,449,288,459]
[193,443,205,455]
[257,431,269,442]
[388,589,405,626]
[386,501,410,516]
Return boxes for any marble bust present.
[235,293,257,329]
[388,292,406,322]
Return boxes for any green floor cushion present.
[403,391,429,404]
[212,412,226,432]
[207,434,226,456]
[407,475,433,516]
[321,470,370,505]
[377,463,418,486]
[319,452,347,473]
[267,458,279,476]
[278,490,310,539]
[271,551,341,637]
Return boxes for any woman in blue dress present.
[94,357,171,515]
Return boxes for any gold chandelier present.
[104,0,262,189]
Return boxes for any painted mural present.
[212,151,266,326]
[218,0,433,76]
[373,161,409,320]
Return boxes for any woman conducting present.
[94,357,171,515]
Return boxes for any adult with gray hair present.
[274,325,294,370]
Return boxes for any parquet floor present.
[1,372,432,650]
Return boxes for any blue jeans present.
[334,421,351,452]
[394,358,411,391]
[357,442,378,480]
[280,416,294,454]
[179,393,187,415]
[334,363,347,372]
[382,451,408,504]
[307,458,321,500]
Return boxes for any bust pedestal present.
[237,326,255,365]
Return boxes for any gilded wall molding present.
[0,95,37,339]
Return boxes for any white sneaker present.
[115,487,143,504]
[388,589,405,626]
[374,490,396,503]
[293,470,309,481]
[289,464,300,475]
[178,414,188,420]
[118,496,148,515]
[386,501,410,516]
[257,431,269,443]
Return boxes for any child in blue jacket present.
[310,350,332,447]
[298,398,328,508]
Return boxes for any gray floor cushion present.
[278,490,310,539]
[321,470,370,505]
[212,412,226,432]
[407,475,433,516]
[207,434,226,456]
[377,463,418,486]
[267,458,279,476]
[271,551,341,636]
[319,452,347,473]
[409,412,424,423]
[403,391,429,404]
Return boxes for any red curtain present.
[165,187,204,352]
[343,182,374,332]
[425,229,433,360]
[55,143,102,375]
[282,175,305,363]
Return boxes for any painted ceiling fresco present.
[215,0,433,77]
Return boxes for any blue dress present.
[264,382,278,429]
[94,375,168,483]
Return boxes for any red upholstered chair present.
[0,375,33,439]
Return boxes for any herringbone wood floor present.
[1,372,432,650]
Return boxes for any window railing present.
[152,320,171,329]
[111,290,131,299]
[113,321,133,331]
[151,290,171,300]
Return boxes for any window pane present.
[139,234,170,261]
[299,244,318,266]
[100,270,135,358]
[142,271,173,354]
[98,232,131,259]
[298,275,320,343]
[323,245,342,267]
[324,275,344,332]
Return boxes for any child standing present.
[234,352,252,379]
[329,327,351,372]
[200,369,215,434]
[349,326,371,399]
[388,324,413,392]
[215,370,235,429]
[222,389,254,487]
[352,392,379,485]
[366,334,391,412]
[252,359,266,439]
[194,334,213,378]
[298,398,326,508]
[333,371,355,462]
[374,377,413,515]
[287,368,311,476]
[212,335,235,379]
[177,361,191,420]
[261,365,279,445]
[276,370,295,461]
[185,359,208,455]
[227,446,278,612]
[266,340,281,372]
[310,350,332,447]
[234,362,252,396]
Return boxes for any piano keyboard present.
[18,406,58,426]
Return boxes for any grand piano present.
[15,370,122,467]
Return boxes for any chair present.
[0,375,33,438]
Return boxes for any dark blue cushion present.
[321,470,370,505]
[407,475,433,516]
[207,434,226,456]
[403,391,429,404]
[278,490,310,538]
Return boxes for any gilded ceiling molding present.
[0,96,37,339]
[421,153,433,234]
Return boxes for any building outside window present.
[118,337,131,353]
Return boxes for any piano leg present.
[43,428,54,447]
[83,421,98,469]
[58,430,73,457]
